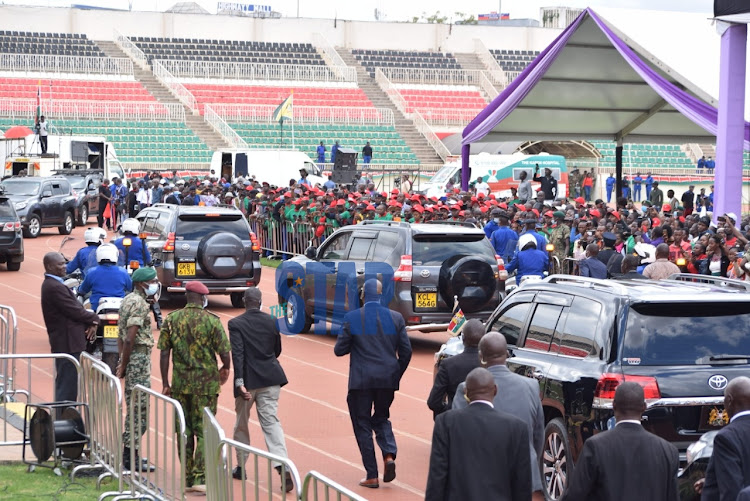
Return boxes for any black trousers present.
[151,301,162,327]
[346,389,397,479]
[40,135,48,154]
[54,352,80,404]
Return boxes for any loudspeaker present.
[332,170,358,185]
[334,148,358,171]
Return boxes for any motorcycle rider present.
[66,227,107,278]
[78,243,133,312]
[113,218,163,329]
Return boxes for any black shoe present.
[275,466,294,493]
[232,466,243,480]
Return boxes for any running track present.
[3,225,451,500]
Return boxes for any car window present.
[51,183,64,196]
[1,180,40,196]
[488,302,532,347]
[176,214,249,240]
[412,234,494,266]
[0,199,15,218]
[552,297,602,358]
[373,231,401,264]
[524,304,565,352]
[153,212,168,236]
[320,231,351,260]
[142,215,159,237]
[348,237,375,261]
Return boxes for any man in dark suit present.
[699,376,750,501]
[427,319,484,419]
[561,382,679,501]
[334,279,412,488]
[228,287,293,492]
[40,252,100,404]
[426,367,531,501]
[453,332,544,500]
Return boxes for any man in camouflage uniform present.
[549,211,571,274]
[117,266,159,471]
[159,281,231,492]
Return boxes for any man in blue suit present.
[334,279,412,489]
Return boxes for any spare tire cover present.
[198,232,246,279]
[439,255,496,313]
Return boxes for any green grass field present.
[0,463,102,500]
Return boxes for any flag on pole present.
[447,301,465,336]
[35,80,41,126]
[272,92,293,123]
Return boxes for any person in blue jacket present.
[605,174,616,203]
[78,243,132,311]
[113,218,151,267]
[331,140,340,165]
[632,173,643,202]
[66,227,107,278]
[519,219,547,251]
[644,173,654,200]
[489,212,518,263]
[316,141,327,164]
[506,233,549,285]
[483,208,501,239]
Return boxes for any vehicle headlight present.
[14,201,27,210]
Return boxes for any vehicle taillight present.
[2,222,20,232]
[163,232,175,252]
[394,255,412,282]
[593,373,661,409]
[495,255,508,280]
[249,231,259,252]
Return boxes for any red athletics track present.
[2,225,451,500]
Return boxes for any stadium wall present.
[0,5,561,53]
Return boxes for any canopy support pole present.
[461,143,471,191]
[615,138,623,206]
[715,22,746,220]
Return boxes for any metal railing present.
[418,108,480,127]
[478,70,499,101]
[0,98,185,121]
[312,33,354,82]
[127,384,187,501]
[152,60,198,113]
[473,38,508,87]
[209,103,394,126]
[686,143,703,164]
[204,104,249,149]
[157,59,357,83]
[413,111,451,161]
[122,163,211,173]
[114,29,150,70]
[0,306,18,400]
[0,53,133,76]
[203,407,302,500]
[505,70,522,83]
[301,471,368,501]
[374,69,410,117]
[380,67,487,86]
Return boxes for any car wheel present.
[543,417,570,501]
[283,291,311,334]
[230,292,244,308]
[24,214,41,238]
[78,204,88,225]
[58,212,74,235]
[6,261,20,272]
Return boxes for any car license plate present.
[103,325,118,339]
[416,293,437,309]
[177,262,195,276]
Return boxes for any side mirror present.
[305,246,317,260]
[41,190,52,198]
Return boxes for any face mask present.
[202,295,208,308]
[494,218,500,223]
[145,283,159,296]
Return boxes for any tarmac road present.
[3,223,452,500]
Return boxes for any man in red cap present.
[159,281,231,492]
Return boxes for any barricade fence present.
[248,219,334,257]
[301,471,368,501]
[0,305,18,400]
[127,384,187,501]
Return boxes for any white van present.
[210,149,326,187]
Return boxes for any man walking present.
[117,267,160,472]
[158,281,231,492]
[228,287,294,493]
[561,382,679,501]
[334,279,412,488]
[41,252,99,405]
[426,368,531,501]
[427,319,484,419]
[453,332,544,501]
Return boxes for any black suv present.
[0,176,77,238]
[436,274,750,500]
[0,187,23,271]
[51,169,103,225]
[135,203,262,307]
[284,220,507,333]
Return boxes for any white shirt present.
[475,182,490,196]
[136,187,150,205]
[469,400,494,408]
[39,121,48,136]
[615,419,642,426]
[731,410,750,423]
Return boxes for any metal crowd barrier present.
[0,305,18,400]
[300,471,368,501]
[0,353,79,447]
[71,358,129,499]
[126,384,186,501]
[249,219,334,258]
[203,407,302,500]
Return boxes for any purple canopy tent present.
[462,8,750,217]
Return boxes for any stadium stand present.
[398,87,487,114]
[491,49,539,74]
[352,49,460,78]
[132,37,325,65]
[0,117,212,163]
[590,140,694,169]
[0,78,156,102]
[230,122,419,164]
[185,84,372,111]
[0,30,105,57]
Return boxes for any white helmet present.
[519,233,537,250]
[96,243,119,264]
[84,227,107,245]
[121,218,140,235]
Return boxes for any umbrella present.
[3,126,33,139]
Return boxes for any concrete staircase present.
[96,40,230,151]
[455,52,501,100]
[337,48,444,166]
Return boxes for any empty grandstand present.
[492,49,540,80]
[590,141,694,170]
[353,49,460,78]
[0,30,105,57]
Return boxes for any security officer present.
[506,233,549,285]
[489,211,518,263]
[519,218,547,251]
[483,208,502,239]
[77,243,132,311]
[158,281,231,492]
[66,227,107,278]
[117,266,159,472]
[548,211,571,271]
